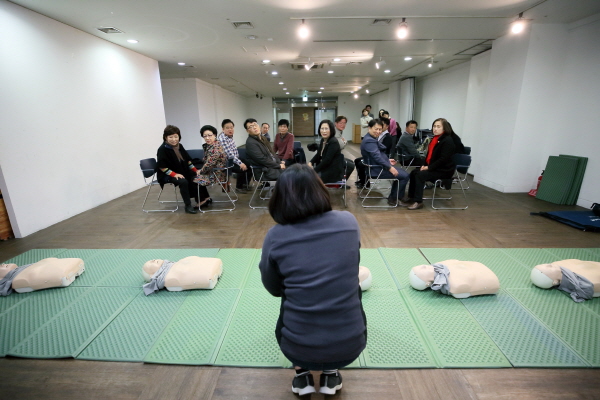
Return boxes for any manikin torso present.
[532,259,600,296]
[142,256,223,290]
[0,258,85,293]
[410,259,500,298]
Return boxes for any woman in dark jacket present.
[402,118,456,210]
[156,125,200,214]
[260,164,366,396]
[308,119,344,183]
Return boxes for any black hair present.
[368,119,383,128]
[163,125,181,141]
[365,105,371,108]
[406,120,418,128]
[221,119,234,128]
[268,164,332,225]
[277,119,289,127]
[432,118,454,135]
[261,122,270,128]
[317,120,336,137]
[244,118,258,130]
[335,115,347,123]
[200,125,218,136]
[380,117,390,127]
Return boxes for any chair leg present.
[431,178,468,210]
[143,183,179,212]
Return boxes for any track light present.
[304,58,315,71]
[375,57,386,69]
[302,95,308,102]
[397,18,408,39]
[256,93,259,98]
[428,58,433,68]
[298,19,309,39]
[511,12,525,34]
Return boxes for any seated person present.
[308,120,344,183]
[260,122,271,142]
[378,117,394,157]
[359,266,372,291]
[244,118,285,181]
[217,119,253,193]
[397,120,424,167]
[360,119,410,206]
[531,259,600,302]
[273,119,295,167]
[142,256,223,295]
[0,258,85,296]
[409,259,500,298]
[194,125,227,207]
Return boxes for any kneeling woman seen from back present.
[259,164,367,396]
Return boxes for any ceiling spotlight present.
[511,12,525,34]
[375,58,386,69]
[262,59,270,63]
[256,93,259,98]
[302,95,308,102]
[366,89,370,94]
[327,70,334,74]
[271,71,278,75]
[428,58,433,68]
[127,39,139,44]
[384,69,391,73]
[298,19,309,39]
[304,59,315,71]
[354,94,359,99]
[397,18,408,39]
[178,62,186,66]
[404,56,412,61]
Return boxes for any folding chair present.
[455,147,471,189]
[249,164,275,209]
[323,153,348,208]
[197,159,237,213]
[398,153,415,170]
[140,158,179,213]
[359,159,399,208]
[187,149,204,169]
[429,153,470,210]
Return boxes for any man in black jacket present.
[244,118,284,181]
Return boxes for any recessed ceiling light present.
[366,89,370,93]
[279,82,284,85]
[271,71,278,75]
[384,69,391,73]
[328,70,334,74]
[333,58,341,62]
[178,62,185,66]
[318,91,322,94]
[245,35,257,40]
[350,91,354,94]
[283,88,287,90]
[262,59,270,63]
[404,56,412,61]
[320,87,324,90]
[127,39,138,43]
[354,94,359,99]
[358,86,362,89]
[286,92,290,94]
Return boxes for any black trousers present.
[164,175,198,206]
[354,157,366,184]
[232,157,253,188]
[407,169,448,203]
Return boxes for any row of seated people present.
[354,117,467,210]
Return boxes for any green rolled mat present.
[559,155,587,205]
[536,156,579,205]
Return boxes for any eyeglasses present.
[202,134,215,138]
[246,123,259,129]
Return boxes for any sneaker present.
[292,371,316,396]
[319,371,342,395]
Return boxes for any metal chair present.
[398,153,416,170]
[429,153,470,210]
[323,153,348,208]
[249,164,275,209]
[140,158,179,213]
[197,159,237,213]
[359,159,399,208]
[187,149,204,169]
[455,147,471,189]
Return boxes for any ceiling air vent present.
[371,19,391,25]
[97,27,123,34]
[232,21,254,29]
[290,63,325,70]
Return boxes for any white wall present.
[337,94,365,142]
[369,90,390,119]
[0,1,165,237]
[248,96,275,135]
[161,78,250,148]
[416,62,471,133]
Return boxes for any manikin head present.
[409,264,435,290]
[142,259,165,281]
[531,263,562,289]
[0,263,18,279]
[359,266,372,291]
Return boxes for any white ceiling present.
[9,0,600,99]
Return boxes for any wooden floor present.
[1,143,599,399]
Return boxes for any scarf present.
[171,143,184,161]
[426,135,441,165]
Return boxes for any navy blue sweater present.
[259,210,367,363]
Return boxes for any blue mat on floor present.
[532,211,600,232]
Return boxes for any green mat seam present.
[73,288,143,358]
[378,248,403,291]
[208,288,247,365]
[502,289,593,367]
[397,290,443,368]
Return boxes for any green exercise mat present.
[536,156,579,204]
[378,248,431,290]
[559,155,588,205]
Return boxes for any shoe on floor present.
[400,196,412,203]
[184,205,198,214]
[408,202,424,210]
[319,371,342,395]
[292,371,316,396]
[387,198,398,207]
[235,187,248,194]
